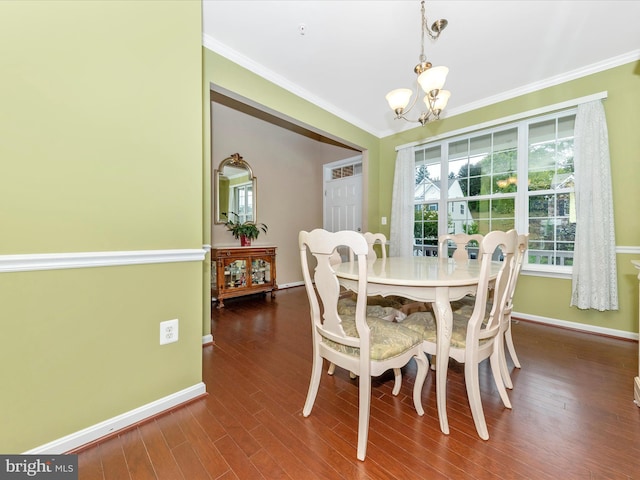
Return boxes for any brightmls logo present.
[0,455,77,479]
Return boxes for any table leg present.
[433,287,452,435]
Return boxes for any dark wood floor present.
[77,286,640,479]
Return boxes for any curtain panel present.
[570,99,618,311]
[390,147,415,257]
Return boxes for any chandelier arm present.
[397,77,423,118]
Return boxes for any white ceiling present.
[203,1,640,138]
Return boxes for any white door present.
[323,156,362,232]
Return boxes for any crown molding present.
[202,34,380,137]
[445,50,640,120]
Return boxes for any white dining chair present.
[299,229,429,460]
[439,233,484,261]
[403,229,518,440]
[333,231,404,392]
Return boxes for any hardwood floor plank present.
[172,406,232,478]
[97,437,132,480]
[248,448,293,480]
[155,412,187,450]
[119,428,157,480]
[171,442,213,480]
[203,389,262,458]
[77,440,104,480]
[248,423,326,480]
[213,435,263,479]
[137,420,185,480]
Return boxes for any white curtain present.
[570,100,618,311]
[390,147,415,257]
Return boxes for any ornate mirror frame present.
[214,153,257,225]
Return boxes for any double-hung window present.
[413,109,577,274]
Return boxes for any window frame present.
[413,108,578,277]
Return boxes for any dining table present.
[334,255,501,436]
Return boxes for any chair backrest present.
[362,232,387,260]
[505,232,529,309]
[299,229,371,357]
[342,232,387,263]
[466,230,517,346]
[439,233,484,261]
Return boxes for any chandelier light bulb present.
[433,89,451,111]
[386,88,413,112]
[417,66,449,94]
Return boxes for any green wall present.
[378,62,640,334]
[0,1,204,452]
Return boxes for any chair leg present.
[490,349,512,409]
[392,368,402,396]
[412,354,428,416]
[303,350,323,417]
[505,320,521,368]
[327,362,357,380]
[464,361,489,440]
[356,371,372,461]
[497,332,514,390]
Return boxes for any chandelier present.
[385,0,450,126]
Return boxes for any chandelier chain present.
[419,1,426,64]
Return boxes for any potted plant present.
[222,212,268,246]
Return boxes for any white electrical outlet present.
[160,319,179,345]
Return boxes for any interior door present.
[323,156,363,232]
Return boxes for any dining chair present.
[439,233,484,261]
[497,232,529,389]
[299,229,429,460]
[403,229,518,440]
[333,231,406,393]
[347,231,387,261]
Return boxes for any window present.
[331,162,362,179]
[413,110,576,273]
[232,183,253,223]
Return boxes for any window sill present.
[522,266,572,280]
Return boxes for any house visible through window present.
[413,109,576,273]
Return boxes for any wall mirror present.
[214,153,257,224]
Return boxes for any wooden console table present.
[211,246,277,308]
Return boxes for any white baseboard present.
[277,281,304,289]
[24,382,207,454]
[514,311,639,341]
[202,334,214,345]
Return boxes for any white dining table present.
[334,255,501,436]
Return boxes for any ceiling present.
[202,1,640,138]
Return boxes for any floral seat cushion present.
[337,296,405,322]
[321,315,425,361]
[401,311,493,349]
